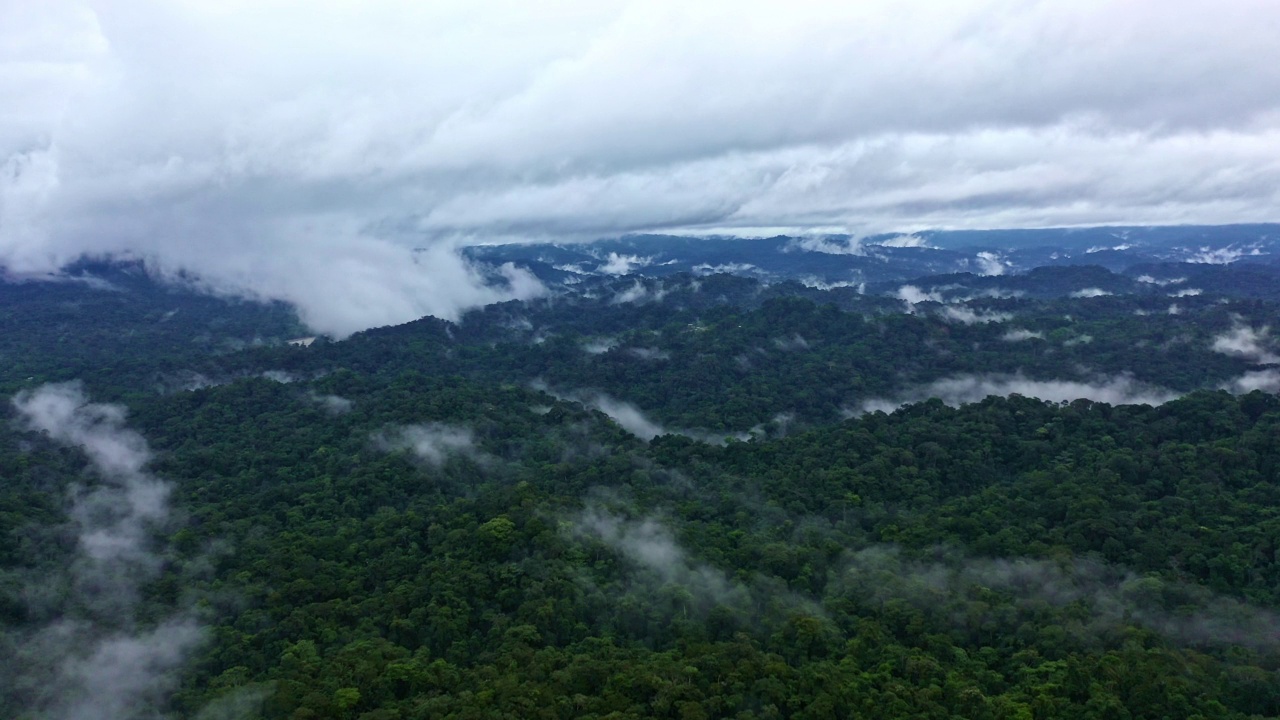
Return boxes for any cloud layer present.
[3,1,1280,333]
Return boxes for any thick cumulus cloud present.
[4,1,1280,334]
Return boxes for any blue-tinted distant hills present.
[464,223,1280,292]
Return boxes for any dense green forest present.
[2,263,1280,719]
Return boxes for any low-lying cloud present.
[373,423,480,467]
[573,507,746,612]
[1001,329,1043,342]
[586,394,668,441]
[6,382,204,719]
[1070,287,1113,298]
[941,305,1012,325]
[839,545,1280,652]
[1212,322,1280,365]
[859,373,1180,413]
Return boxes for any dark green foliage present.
[3,267,1280,719]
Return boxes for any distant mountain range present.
[464,223,1280,299]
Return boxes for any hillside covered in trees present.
[3,236,1280,719]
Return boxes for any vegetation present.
[2,263,1280,719]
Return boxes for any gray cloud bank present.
[6,382,204,720]
[4,2,1280,334]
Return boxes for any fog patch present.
[598,253,652,275]
[1222,369,1280,394]
[373,423,480,467]
[799,276,865,292]
[305,391,353,415]
[1136,275,1186,286]
[838,545,1280,652]
[587,394,668,441]
[693,262,758,275]
[574,507,745,608]
[772,333,810,351]
[611,280,668,305]
[1070,287,1112,298]
[5,382,205,719]
[1001,329,1043,342]
[859,373,1179,413]
[787,236,864,256]
[895,284,943,311]
[1186,245,1263,264]
[973,251,1008,276]
[582,337,619,354]
[1212,322,1280,364]
[627,347,670,361]
[260,370,297,384]
[873,234,933,248]
[942,306,1011,325]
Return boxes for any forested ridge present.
[2,263,1280,719]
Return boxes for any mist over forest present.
[6,2,1280,718]
[0,224,1279,719]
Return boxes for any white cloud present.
[373,423,479,466]
[895,284,944,306]
[798,276,864,292]
[973,251,1008,276]
[1222,369,1280,394]
[942,305,1012,325]
[1187,245,1264,264]
[1070,287,1113,298]
[598,252,651,275]
[1002,329,1043,341]
[872,233,933,248]
[306,391,353,414]
[859,373,1180,413]
[1170,287,1202,297]
[588,394,667,441]
[785,235,865,256]
[692,261,758,275]
[1212,322,1280,364]
[573,507,746,610]
[3,1,1280,334]
[1136,275,1186,286]
[611,280,667,304]
[8,383,204,719]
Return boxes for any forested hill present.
[2,241,1280,719]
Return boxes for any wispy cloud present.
[941,305,1012,325]
[1001,328,1043,341]
[858,373,1179,413]
[839,545,1280,652]
[6,382,204,720]
[1070,287,1113,298]
[1211,321,1280,364]
[373,423,480,466]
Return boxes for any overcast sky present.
[2,1,1279,335]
